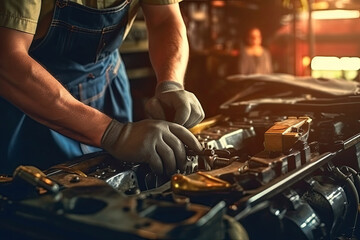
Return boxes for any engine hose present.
[333,167,359,238]
[340,166,360,200]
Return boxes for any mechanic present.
[0,0,205,176]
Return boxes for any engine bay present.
[1,75,359,240]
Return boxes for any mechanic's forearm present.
[146,8,189,84]
[0,51,111,147]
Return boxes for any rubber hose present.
[341,166,360,200]
[333,167,359,238]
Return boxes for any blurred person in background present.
[238,26,273,75]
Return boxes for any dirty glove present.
[145,81,205,129]
[101,119,203,175]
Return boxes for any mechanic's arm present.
[141,2,188,84]
[142,3,205,128]
[0,27,111,147]
[0,26,203,175]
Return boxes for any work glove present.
[145,81,205,129]
[101,119,203,175]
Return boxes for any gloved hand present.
[101,119,203,175]
[145,81,205,129]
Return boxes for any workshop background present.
[120,0,360,120]
[1,1,360,239]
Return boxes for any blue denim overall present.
[0,0,133,174]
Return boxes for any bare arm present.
[0,27,111,147]
[141,3,189,85]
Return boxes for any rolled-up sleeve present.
[0,0,41,34]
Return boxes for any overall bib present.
[0,0,133,174]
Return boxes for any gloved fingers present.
[145,98,166,120]
[147,151,164,175]
[194,97,205,122]
[165,92,204,128]
[183,98,205,129]
[163,134,187,173]
[156,141,177,175]
[147,90,205,128]
[156,91,190,125]
[168,124,203,153]
[173,101,191,127]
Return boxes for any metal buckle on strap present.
[56,0,68,8]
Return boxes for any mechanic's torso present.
[34,0,140,40]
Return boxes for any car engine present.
[1,75,359,240]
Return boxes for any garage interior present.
[1,0,360,239]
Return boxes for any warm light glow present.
[311,56,341,70]
[212,1,225,7]
[312,10,360,20]
[302,56,311,67]
[312,1,329,10]
[340,57,360,70]
[311,56,360,71]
